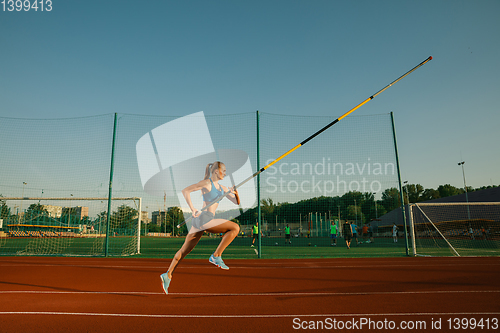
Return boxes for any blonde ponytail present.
[204,163,213,180]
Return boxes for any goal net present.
[410,202,500,257]
[0,197,141,256]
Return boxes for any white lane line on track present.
[1,290,499,296]
[0,311,499,318]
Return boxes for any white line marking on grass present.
[0,311,499,319]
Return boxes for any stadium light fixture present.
[458,161,471,219]
[403,180,410,205]
[20,182,28,223]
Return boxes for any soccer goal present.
[0,197,141,256]
[409,202,500,257]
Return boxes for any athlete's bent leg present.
[206,220,240,257]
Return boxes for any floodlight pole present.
[354,199,358,224]
[20,182,27,223]
[372,192,378,219]
[403,181,410,205]
[458,161,471,220]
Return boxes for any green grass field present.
[136,235,411,259]
[412,237,500,257]
[1,235,498,258]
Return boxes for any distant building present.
[372,186,500,230]
[152,211,166,225]
[141,211,150,224]
[43,205,62,218]
[421,186,500,204]
[61,206,89,220]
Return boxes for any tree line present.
[0,200,141,233]
[236,184,498,226]
[2,183,496,231]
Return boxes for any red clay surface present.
[1,256,499,332]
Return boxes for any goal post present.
[410,202,500,257]
[0,197,142,256]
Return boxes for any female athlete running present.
[160,161,240,294]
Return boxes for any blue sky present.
[1,0,499,192]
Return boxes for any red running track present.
[0,256,499,332]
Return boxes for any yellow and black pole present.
[177,56,432,229]
[231,56,433,190]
